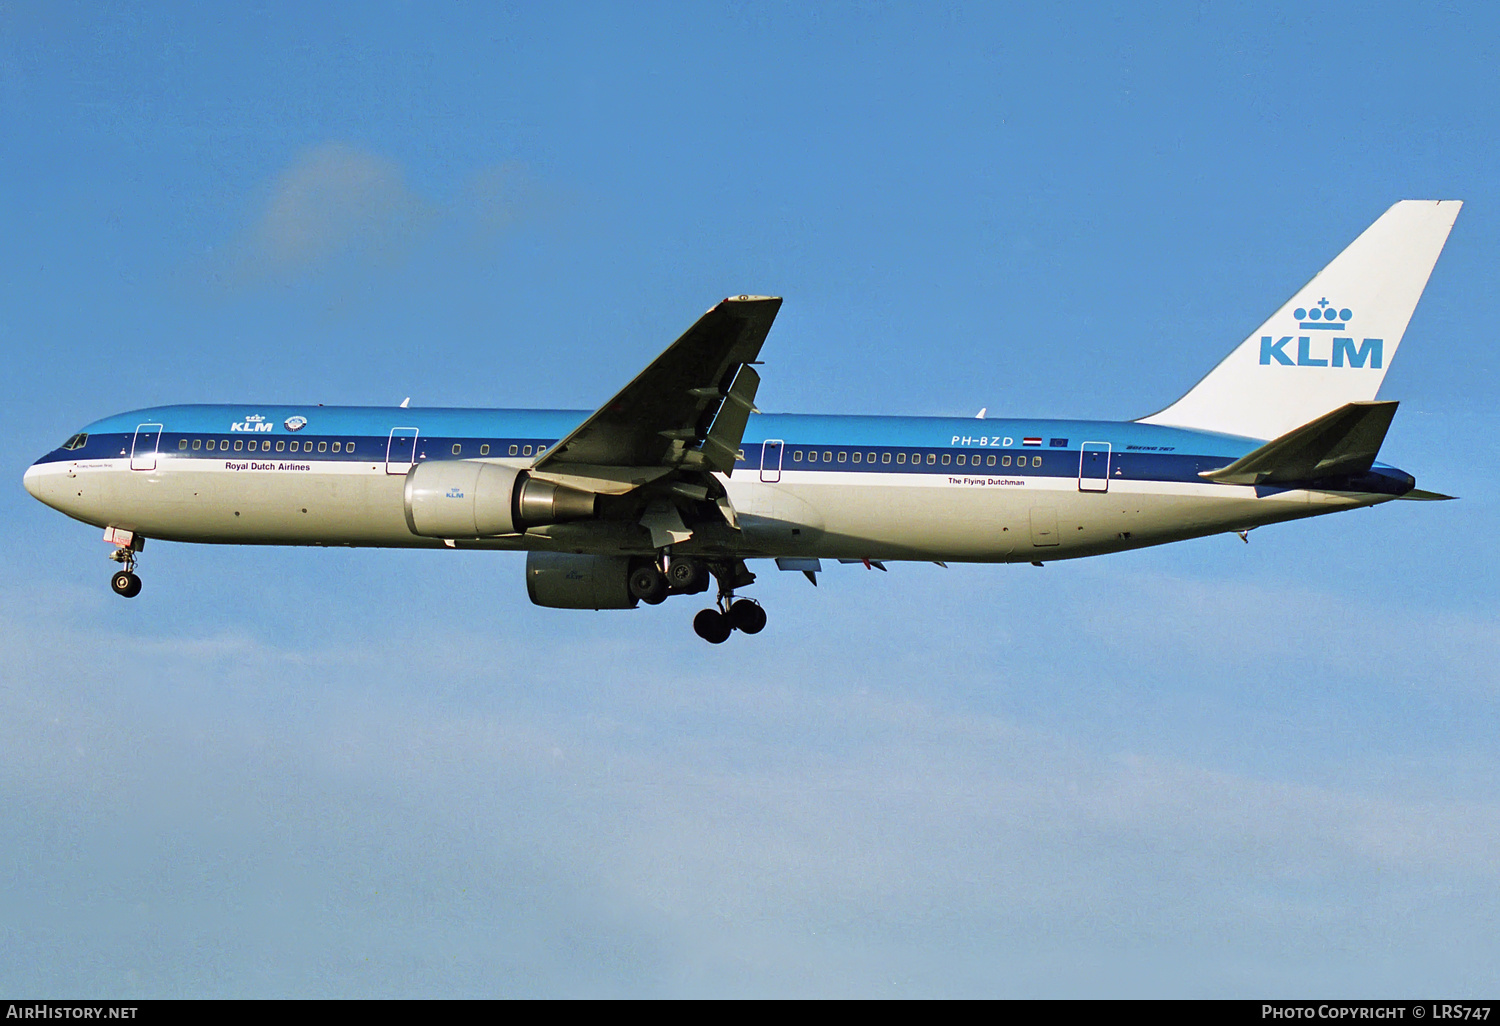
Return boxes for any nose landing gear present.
[108,547,142,598]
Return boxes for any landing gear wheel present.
[726,599,766,634]
[693,608,732,644]
[629,565,668,605]
[666,558,708,594]
[111,571,142,598]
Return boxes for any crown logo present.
[1294,297,1352,330]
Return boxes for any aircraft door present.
[760,439,784,483]
[1030,506,1059,546]
[386,427,419,475]
[1078,441,1111,492]
[130,423,163,471]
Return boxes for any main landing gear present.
[692,559,766,645]
[692,597,766,645]
[628,553,711,606]
[627,552,768,644]
[108,546,142,598]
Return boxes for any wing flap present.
[1199,401,1399,485]
[686,364,760,474]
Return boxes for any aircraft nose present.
[22,459,68,513]
[23,461,44,501]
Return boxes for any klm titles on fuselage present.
[1258,299,1383,368]
[230,414,275,433]
[229,414,310,433]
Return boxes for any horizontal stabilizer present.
[1398,488,1456,501]
[1199,401,1398,485]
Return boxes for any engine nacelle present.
[525,551,637,609]
[404,461,596,538]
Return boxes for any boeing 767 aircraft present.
[24,201,1460,642]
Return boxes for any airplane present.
[23,200,1460,643]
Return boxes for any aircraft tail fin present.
[1139,200,1461,440]
[1198,401,1398,485]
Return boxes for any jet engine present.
[403,461,596,538]
[525,551,637,609]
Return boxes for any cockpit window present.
[61,433,87,450]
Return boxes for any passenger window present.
[956,454,965,465]
[1002,455,1011,466]
[206,439,215,451]
[329,441,339,452]
[193,439,201,450]
[480,444,490,456]
[837,451,847,463]
[318,441,328,452]
[346,442,355,455]
[276,441,285,451]
[942,453,951,465]
[221,440,229,449]
[509,444,518,455]
[897,453,906,464]
[792,450,802,461]
[926,453,936,465]
[1033,456,1042,467]
[263,440,272,451]
[882,453,890,464]
[986,454,995,466]
[822,451,832,462]
[452,444,461,455]
[537,445,546,454]
[851,452,861,463]
[178,439,188,450]
[522,445,533,455]
[234,439,244,451]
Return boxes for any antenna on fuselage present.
[399,397,410,408]
[975,407,986,419]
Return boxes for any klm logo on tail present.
[1259,298,1383,368]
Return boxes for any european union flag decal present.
[1049,438,1069,447]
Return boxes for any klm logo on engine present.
[1259,298,1382,368]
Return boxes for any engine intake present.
[525,552,637,609]
[403,461,596,538]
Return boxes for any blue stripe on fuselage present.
[29,403,1413,494]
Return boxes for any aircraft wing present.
[533,296,781,480]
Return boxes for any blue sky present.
[4,1,1499,997]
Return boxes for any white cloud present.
[210,144,546,288]
[250,143,430,271]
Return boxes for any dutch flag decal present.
[1022,437,1042,447]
